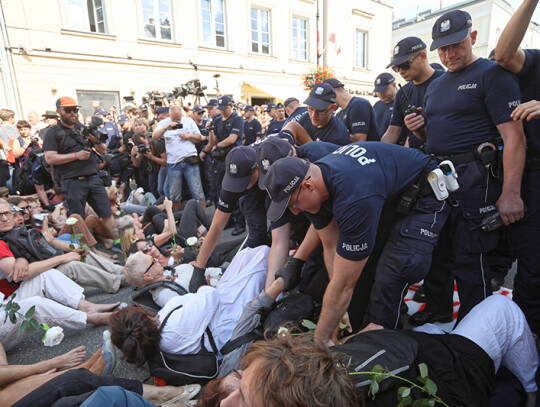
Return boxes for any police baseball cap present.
[155,107,169,115]
[323,78,344,89]
[192,104,205,113]
[94,108,108,116]
[256,137,295,189]
[244,105,255,111]
[386,37,427,68]
[265,157,310,221]
[430,10,472,51]
[373,73,395,93]
[117,114,130,125]
[304,83,336,110]
[276,103,284,109]
[217,96,233,110]
[204,99,218,108]
[266,103,276,112]
[222,146,257,193]
[56,96,80,109]
[139,104,149,111]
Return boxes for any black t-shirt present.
[42,122,100,180]
[391,69,445,150]
[424,58,521,155]
[518,49,540,156]
[283,106,308,126]
[137,137,165,173]
[336,97,379,141]
[297,114,350,146]
[267,119,285,135]
[216,113,244,145]
[244,118,262,145]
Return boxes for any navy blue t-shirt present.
[518,49,540,156]
[297,141,339,162]
[306,142,432,261]
[298,114,350,146]
[244,118,262,145]
[391,69,445,150]
[216,113,244,146]
[267,119,285,135]
[373,100,407,145]
[336,97,379,141]
[424,58,521,155]
[283,106,308,126]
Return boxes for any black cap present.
[430,10,472,51]
[217,96,233,110]
[283,97,299,108]
[139,104,149,111]
[204,98,218,108]
[244,105,255,111]
[303,83,336,110]
[323,78,344,88]
[386,37,427,68]
[192,104,205,113]
[117,114,129,125]
[266,103,276,112]
[155,107,169,115]
[373,73,395,93]
[256,137,295,189]
[222,146,257,193]
[94,108,108,116]
[265,157,310,221]
[276,102,284,109]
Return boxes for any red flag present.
[317,30,322,55]
[328,33,341,54]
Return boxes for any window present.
[76,91,120,120]
[201,0,226,48]
[66,0,107,33]
[141,0,172,41]
[354,30,368,69]
[251,8,270,54]
[292,17,308,61]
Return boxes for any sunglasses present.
[141,240,154,254]
[61,107,79,114]
[392,53,421,72]
[143,257,158,275]
[289,176,311,209]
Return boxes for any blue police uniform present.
[336,97,380,141]
[103,121,122,150]
[305,142,448,328]
[511,49,540,335]
[243,118,262,145]
[424,58,521,320]
[297,114,350,146]
[266,119,285,135]
[283,106,308,126]
[391,69,444,150]
[374,100,407,145]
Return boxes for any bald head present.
[170,106,183,121]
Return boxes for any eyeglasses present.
[392,53,421,72]
[141,240,154,254]
[196,111,204,115]
[17,206,28,212]
[61,108,79,114]
[307,106,333,115]
[289,176,310,209]
[143,257,158,275]
[0,211,13,218]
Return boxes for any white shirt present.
[156,117,201,165]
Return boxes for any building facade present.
[0,0,391,118]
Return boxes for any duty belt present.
[434,148,498,166]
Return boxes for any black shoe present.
[224,220,235,230]
[413,286,426,303]
[408,310,453,327]
[231,225,246,236]
[491,277,504,292]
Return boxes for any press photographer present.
[43,96,117,238]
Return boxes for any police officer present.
[283,97,308,125]
[412,10,526,321]
[289,83,350,146]
[94,108,122,151]
[43,97,116,238]
[265,143,449,343]
[381,37,444,149]
[372,73,406,143]
[262,103,276,135]
[199,99,221,205]
[266,103,286,134]
[324,78,379,142]
[494,0,540,336]
[242,105,262,145]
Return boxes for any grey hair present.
[123,251,151,287]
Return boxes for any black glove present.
[275,258,305,292]
[45,204,56,212]
[189,266,207,293]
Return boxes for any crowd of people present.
[0,1,540,406]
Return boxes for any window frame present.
[200,0,227,49]
[65,0,108,34]
[291,15,309,62]
[354,28,368,70]
[250,7,271,55]
[140,0,174,42]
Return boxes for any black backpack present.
[0,226,63,262]
[13,148,43,195]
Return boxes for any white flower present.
[210,278,219,287]
[65,217,78,226]
[186,237,197,247]
[277,327,289,336]
[42,326,64,347]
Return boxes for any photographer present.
[152,106,205,212]
[43,97,116,238]
[130,118,166,197]
[10,121,42,196]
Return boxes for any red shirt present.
[0,241,14,259]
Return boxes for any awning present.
[241,81,305,103]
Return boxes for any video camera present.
[82,116,108,145]
[172,79,207,98]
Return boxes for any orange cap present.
[56,96,80,108]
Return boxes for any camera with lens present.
[82,116,108,145]
[138,144,150,155]
[207,124,216,132]
[171,122,183,130]
[31,135,41,144]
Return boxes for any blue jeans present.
[168,160,205,202]
[80,386,155,407]
[157,166,169,198]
